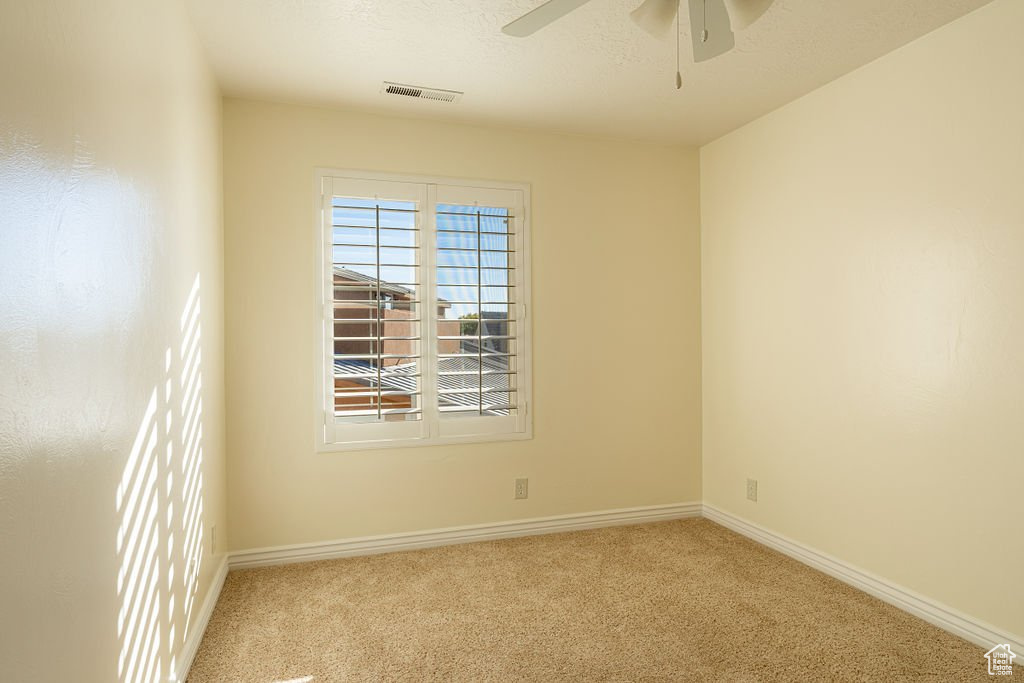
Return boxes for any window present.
[316,171,531,450]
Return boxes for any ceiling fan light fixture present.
[722,0,773,30]
[630,0,679,38]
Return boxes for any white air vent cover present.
[381,81,463,103]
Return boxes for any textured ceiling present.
[186,0,994,145]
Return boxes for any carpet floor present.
[188,518,1006,682]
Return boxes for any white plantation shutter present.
[317,172,531,450]
[321,177,429,445]
[433,184,527,439]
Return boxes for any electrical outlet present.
[746,478,758,502]
[210,524,217,554]
[514,478,529,500]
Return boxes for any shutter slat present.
[333,262,421,269]
[332,224,417,232]
[335,390,421,398]
[437,370,513,377]
[334,335,420,342]
[438,387,517,396]
[437,248,514,254]
[332,316,423,322]
[335,371,422,380]
[335,407,423,417]
[333,353,420,360]
[436,265,514,270]
[439,404,516,413]
[333,243,419,250]
[436,229,515,236]
[437,335,515,341]
[332,205,418,213]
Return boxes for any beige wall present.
[0,1,226,680]
[701,0,1023,641]
[223,99,702,551]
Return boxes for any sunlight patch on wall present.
[116,388,163,683]
[116,273,206,682]
[180,273,205,639]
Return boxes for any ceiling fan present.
[502,0,774,75]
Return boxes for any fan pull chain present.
[702,0,709,43]
[675,1,682,89]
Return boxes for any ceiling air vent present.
[381,81,463,104]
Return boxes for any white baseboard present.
[173,554,229,683]
[228,502,703,570]
[702,504,1023,655]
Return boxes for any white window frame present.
[314,168,532,452]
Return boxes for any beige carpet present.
[189,519,1006,682]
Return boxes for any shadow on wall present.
[115,274,205,682]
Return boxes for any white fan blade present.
[630,0,679,39]
[723,0,774,30]
[502,0,595,37]
[688,0,734,62]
